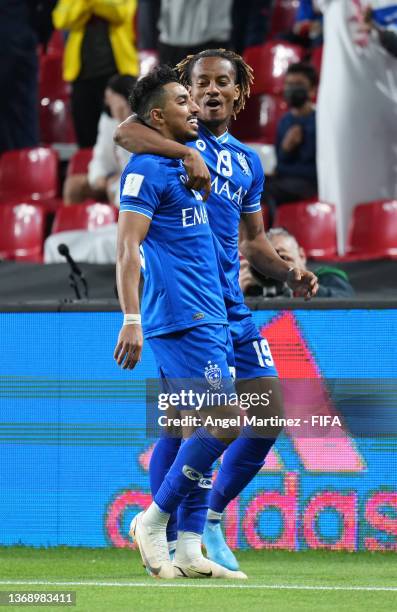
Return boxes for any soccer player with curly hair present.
[115,49,318,576]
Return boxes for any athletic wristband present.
[123,314,141,325]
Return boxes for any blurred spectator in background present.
[137,0,274,73]
[240,227,354,297]
[283,0,323,48]
[262,62,318,222]
[52,0,138,148]
[138,0,234,68]
[136,0,160,74]
[232,0,274,54]
[63,74,135,206]
[316,0,397,254]
[0,1,53,154]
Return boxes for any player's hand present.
[114,324,143,370]
[183,149,212,201]
[286,268,319,300]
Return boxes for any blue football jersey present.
[188,123,264,304]
[119,154,228,338]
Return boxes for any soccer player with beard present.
[115,49,318,573]
[115,65,248,580]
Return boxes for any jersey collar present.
[216,131,229,144]
[198,121,229,144]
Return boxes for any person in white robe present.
[316,0,397,253]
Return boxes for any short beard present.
[202,115,229,130]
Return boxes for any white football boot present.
[173,555,247,579]
[130,511,176,579]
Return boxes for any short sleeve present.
[241,151,264,214]
[119,157,165,220]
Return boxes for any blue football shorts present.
[225,299,278,380]
[148,323,236,409]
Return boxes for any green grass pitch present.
[0,547,396,612]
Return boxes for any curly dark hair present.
[176,48,253,117]
[128,65,180,121]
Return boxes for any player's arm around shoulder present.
[114,116,211,200]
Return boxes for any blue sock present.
[177,467,212,535]
[209,435,275,515]
[154,428,227,514]
[149,437,181,542]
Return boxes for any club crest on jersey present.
[205,360,222,389]
[237,152,250,176]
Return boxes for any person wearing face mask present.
[261,62,319,223]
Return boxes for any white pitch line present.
[0,581,396,592]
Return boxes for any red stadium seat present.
[39,53,70,100]
[269,0,300,38]
[274,200,337,259]
[66,149,93,177]
[244,41,305,95]
[346,200,397,259]
[0,147,59,202]
[51,203,118,234]
[46,30,65,55]
[232,95,287,144]
[0,203,45,262]
[40,98,76,145]
[38,53,76,145]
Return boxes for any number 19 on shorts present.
[253,339,274,368]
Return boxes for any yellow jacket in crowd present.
[53,0,139,81]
